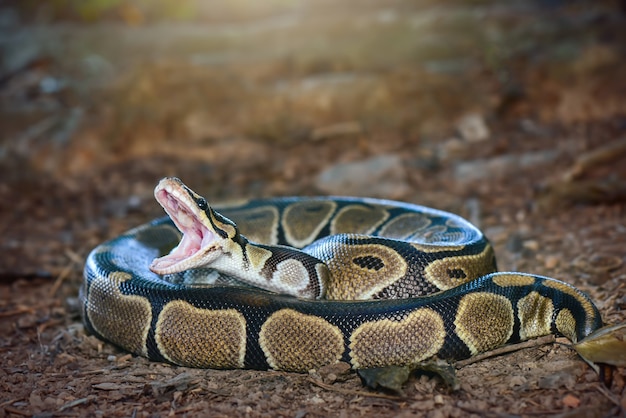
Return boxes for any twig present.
[64,248,84,265]
[595,383,621,407]
[307,377,403,401]
[456,404,520,418]
[0,398,23,408]
[2,406,30,416]
[49,249,83,297]
[58,397,90,412]
[49,262,73,297]
[455,335,556,368]
[0,306,35,318]
[563,137,626,182]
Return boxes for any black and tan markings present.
[82,182,604,372]
[259,309,344,372]
[82,269,151,358]
[454,293,514,355]
[155,301,246,368]
[83,262,602,371]
[281,200,337,248]
[216,195,495,300]
[421,243,496,291]
[330,204,390,235]
[219,205,279,245]
[349,307,445,369]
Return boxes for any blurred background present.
[1,1,625,415]
[3,0,624,270]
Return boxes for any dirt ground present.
[1,1,626,417]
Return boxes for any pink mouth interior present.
[150,189,216,274]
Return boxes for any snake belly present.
[81,178,603,372]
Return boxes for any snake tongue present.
[149,181,221,275]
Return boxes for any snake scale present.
[81,177,603,372]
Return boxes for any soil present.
[1,1,626,417]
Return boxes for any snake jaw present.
[150,178,223,275]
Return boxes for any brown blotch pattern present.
[282,201,337,247]
[272,259,310,294]
[325,243,407,300]
[259,309,344,372]
[349,308,445,369]
[492,273,536,287]
[331,204,389,235]
[378,213,431,240]
[86,271,151,357]
[155,301,246,368]
[555,308,577,341]
[244,244,273,275]
[517,291,554,340]
[410,243,466,253]
[542,279,597,321]
[224,205,279,245]
[424,244,495,290]
[455,293,514,355]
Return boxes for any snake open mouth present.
[149,178,220,275]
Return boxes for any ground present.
[1,1,626,417]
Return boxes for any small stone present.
[412,400,436,410]
[439,137,466,160]
[456,113,490,142]
[562,393,581,408]
[544,255,559,269]
[311,121,362,141]
[523,240,540,252]
[508,375,527,388]
[92,382,122,391]
[538,371,576,390]
[454,149,560,182]
[315,154,410,198]
[317,362,351,383]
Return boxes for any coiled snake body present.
[81,177,602,372]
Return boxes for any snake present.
[81,177,603,372]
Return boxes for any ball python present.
[81,177,603,372]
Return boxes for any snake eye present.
[197,198,209,211]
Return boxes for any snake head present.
[149,177,237,275]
